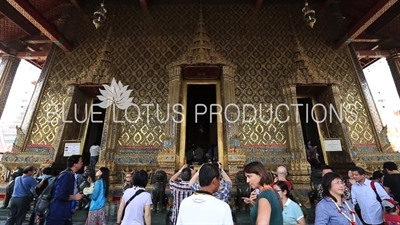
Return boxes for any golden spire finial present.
[167,4,235,68]
[287,15,334,85]
[67,26,119,86]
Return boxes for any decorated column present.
[157,65,181,174]
[96,103,119,179]
[281,85,306,157]
[281,84,310,182]
[0,54,20,118]
[387,48,400,100]
[222,65,246,175]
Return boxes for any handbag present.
[121,189,145,222]
[19,176,35,202]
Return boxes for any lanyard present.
[330,198,356,225]
[194,190,213,196]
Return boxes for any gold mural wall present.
[25,3,379,167]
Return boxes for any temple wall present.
[15,3,383,171]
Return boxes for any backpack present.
[35,171,71,216]
[35,178,49,197]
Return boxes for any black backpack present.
[35,171,69,216]
[35,178,49,197]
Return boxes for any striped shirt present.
[191,179,232,203]
[170,180,193,225]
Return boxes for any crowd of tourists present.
[2,154,400,225]
[311,162,400,225]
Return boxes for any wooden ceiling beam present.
[140,0,148,10]
[22,35,51,44]
[0,50,47,59]
[334,0,398,49]
[355,50,390,58]
[7,0,73,52]
[25,59,43,69]
[352,39,380,43]
[0,0,40,36]
[366,1,400,35]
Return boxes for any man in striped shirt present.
[169,165,194,225]
[189,162,232,203]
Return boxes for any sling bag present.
[370,181,382,203]
[121,189,145,222]
[19,176,34,202]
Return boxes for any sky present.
[0,59,40,153]
[363,58,400,151]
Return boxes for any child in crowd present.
[382,199,400,225]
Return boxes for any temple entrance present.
[185,84,218,165]
[297,97,325,166]
[82,100,106,166]
[178,80,224,167]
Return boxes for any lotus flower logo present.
[96,78,133,110]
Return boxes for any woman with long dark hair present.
[274,181,305,225]
[243,161,283,225]
[85,167,110,225]
[315,172,362,225]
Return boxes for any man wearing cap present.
[382,199,400,224]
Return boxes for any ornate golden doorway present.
[179,80,224,167]
[159,7,237,171]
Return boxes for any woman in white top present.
[274,181,306,225]
[116,170,152,225]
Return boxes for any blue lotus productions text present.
[45,103,359,124]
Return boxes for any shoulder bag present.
[121,189,145,222]
[19,176,35,202]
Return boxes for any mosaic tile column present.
[281,85,306,157]
[0,54,20,119]
[387,48,400,100]
[165,66,181,141]
[97,101,119,183]
[51,85,78,161]
[281,85,310,186]
[329,84,354,159]
[20,45,58,144]
[221,65,237,147]
[222,65,246,174]
[158,66,181,173]
[348,44,384,150]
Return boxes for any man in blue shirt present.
[351,166,390,225]
[46,155,85,225]
[6,166,47,225]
